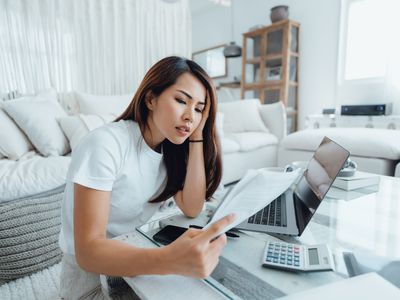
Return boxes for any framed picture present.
[266,66,281,80]
[192,44,227,79]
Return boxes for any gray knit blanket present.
[0,185,65,285]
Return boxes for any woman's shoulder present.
[76,120,135,153]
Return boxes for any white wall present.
[192,0,341,129]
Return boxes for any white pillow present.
[58,91,80,115]
[3,99,70,156]
[58,114,115,150]
[0,108,33,160]
[76,91,133,116]
[218,99,269,133]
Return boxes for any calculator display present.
[308,248,319,265]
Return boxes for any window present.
[340,0,400,81]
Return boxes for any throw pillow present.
[0,108,33,160]
[3,99,70,156]
[218,99,269,133]
[76,91,133,116]
[58,114,115,150]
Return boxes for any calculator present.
[262,241,335,272]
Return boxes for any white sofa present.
[218,99,286,184]
[278,128,400,176]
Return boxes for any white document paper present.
[204,168,302,233]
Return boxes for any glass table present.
[120,174,400,299]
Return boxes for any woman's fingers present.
[197,214,235,243]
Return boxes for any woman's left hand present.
[190,91,211,140]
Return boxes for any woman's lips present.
[176,126,189,137]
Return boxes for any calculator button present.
[294,262,300,267]
[273,259,279,263]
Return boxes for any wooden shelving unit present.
[241,19,300,132]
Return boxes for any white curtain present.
[0,0,191,96]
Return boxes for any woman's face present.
[146,72,207,146]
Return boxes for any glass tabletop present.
[135,174,400,299]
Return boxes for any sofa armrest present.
[258,102,287,141]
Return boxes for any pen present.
[189,225,240,238]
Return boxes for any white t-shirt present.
[59,120,167,255]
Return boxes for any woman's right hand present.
[163,214,235,278]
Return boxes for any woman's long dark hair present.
[115,56,222,203]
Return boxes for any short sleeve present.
[67,127,125,191]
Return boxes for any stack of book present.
[332,171,380,191]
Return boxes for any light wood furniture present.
[241,19,300,132]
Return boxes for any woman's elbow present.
[183,206,204,218]
[74,244,96,273]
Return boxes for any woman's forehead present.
[172,73,206,101]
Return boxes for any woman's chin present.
[167,137,187,145]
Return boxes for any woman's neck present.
[143,118,164,153]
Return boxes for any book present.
[332,171,380,191]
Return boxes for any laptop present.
[234,136,349,236]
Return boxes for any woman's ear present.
[145,91,155,111]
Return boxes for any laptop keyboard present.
[247,195,287,227]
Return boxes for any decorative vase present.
[270,5,289,23]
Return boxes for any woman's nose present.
[183,108,194,123]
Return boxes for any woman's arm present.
[174,140,206,218]
[74,183,234,277]
[174,92,211,218]
[74,184,167,276]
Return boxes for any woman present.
[59,56,234,299]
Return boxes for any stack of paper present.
[332,171,380,191]
[204,168,301,233]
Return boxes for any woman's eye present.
[195,108,203,113]
[175,98,186,104]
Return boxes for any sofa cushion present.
[76,91,133,116]
[228,132,278,152]
[218,99,269,133]
[58,114,115,150]
[0,108,33,160]
[221,137,240,154]
[3,99,70,157]
[281,128,400,160]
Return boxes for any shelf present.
[218,82,241,89]
[245,52,298,63]
[245,57,262,64]
[242,19,300,132]
[242,80,298,89]
[242,82,266,90]
[265,54,283,60]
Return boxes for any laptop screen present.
[293,136,350,235]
